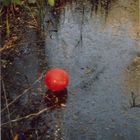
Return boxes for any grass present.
[1,0,52,37]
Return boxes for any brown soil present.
[124,56,140,105]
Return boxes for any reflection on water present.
[90,0,115,17]
[45,89,68,108]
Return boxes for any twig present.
[80,3,85,47]
[1,72,44,113]
[2,80,13,137]
[35,129,39,140]
[24,74,32,104]
[75,3,85,47]
[130,92,140,108]
[1,106,54,127]
[0,40,46,53]
[130,92,136,107]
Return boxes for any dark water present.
[1,0,140,140]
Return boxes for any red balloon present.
[45,68,69,92]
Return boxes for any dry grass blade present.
[0,40,47,53]
[6,14,10,37]
[1,106,54,127]
[1,72,45,113]
[2,80,13,137]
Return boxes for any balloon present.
[45,68,69,92]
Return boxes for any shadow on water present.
[90,0,115,16]
[57,0,115,16]
[45,89,68,108]
[45,0,115,36]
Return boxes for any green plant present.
[1,0,50,36]
[36,0,46,30]
[2,0,22,6]
[1,0,23,36]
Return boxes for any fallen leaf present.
[61,103,66,107]
[13,134,19,140]
[48,0,55,6]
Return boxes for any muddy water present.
[1,0,140,140]
[44,0,140,140]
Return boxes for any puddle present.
[1,0,140,140]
